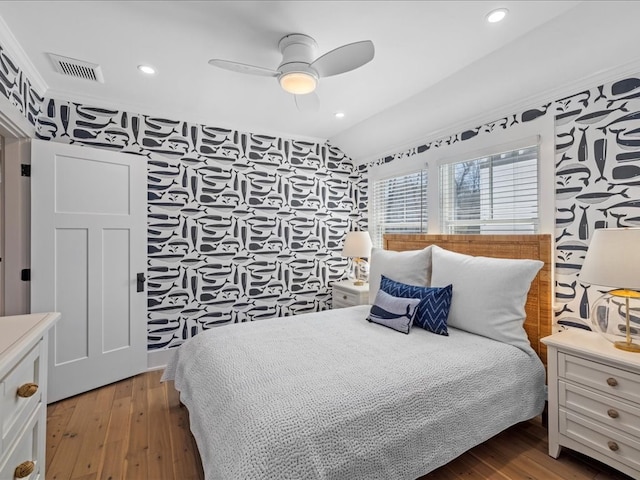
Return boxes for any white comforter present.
[163,305,546,480]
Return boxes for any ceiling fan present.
[208,33,375,111]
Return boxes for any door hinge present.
[21,269,31,281]
[21,164,31,177]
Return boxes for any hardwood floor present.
[46,370,203,480]
[46,371,634,480]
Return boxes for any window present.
[371,170,428,247]
[439,145,538,234]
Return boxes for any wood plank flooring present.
[46,370,203,480]
[46,370,634,480]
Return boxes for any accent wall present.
[35,101,366,350]
[2,35,640,342]
[0,43,42,124]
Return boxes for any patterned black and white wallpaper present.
[0,43,43,125]
[35,101,366,349]
[1,36,639,344]
[365,105,552,169]
[553,79,640,328]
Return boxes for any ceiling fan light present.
[279,71,317,95]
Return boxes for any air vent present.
[48,53,105,83]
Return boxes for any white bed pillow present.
[430,245,543,353]
[368,246,432,304]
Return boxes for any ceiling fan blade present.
[310,40,374,78]
[295,92,320,112]
[208,59,279,77]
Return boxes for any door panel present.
[31,139,146,403]
[54,227,89,365]
[103,228,131,352]
[54,153,131,215]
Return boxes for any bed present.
[163,234,552,479]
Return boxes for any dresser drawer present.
[333,290,360,308]
[559,380,640,438]
[332,290,360,308]
[0,341,43,457]
[559,408,640,473]
[0,402,43,480]
[558,353,640,404]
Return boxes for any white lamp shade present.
[342,231,372,258]
[579,227,640,290]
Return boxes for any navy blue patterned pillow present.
[380,275,453,336]
[367,289,421,334]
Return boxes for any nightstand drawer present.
[559,380,640,438]
[331,281,369,308]
[559,353,640,404]
[333,290,360,307]
[559,408,640,473]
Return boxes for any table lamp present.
[342,231,372,286]
[579,227,640,353]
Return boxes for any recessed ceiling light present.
[486,8,508,23]
[334,112,345,119]
[138,65,156,75]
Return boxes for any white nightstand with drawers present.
[332,281,369,308]
[542,328,640,479]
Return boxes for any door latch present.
[136,272,146,293]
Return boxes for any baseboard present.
[147,348,177,371]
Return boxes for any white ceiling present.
[1,1,639,163]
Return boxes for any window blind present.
[371,170,428,248]
[440,145,538,234]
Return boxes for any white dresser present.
[542,328,640,479]
[0,312,60,480]
[332,281,369,308]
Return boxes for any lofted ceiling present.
[1,1,639,163]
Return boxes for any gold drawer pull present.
[15,460,35,478]
[607,409,619,419]
[17,383,39,398]
[607,441,619,452]
[606,377,618,387]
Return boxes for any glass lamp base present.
[349,258,369,286]
[591,290,640,353]
[614,340,640,353]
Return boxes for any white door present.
[31,139,147,403]
[0,134,4,316]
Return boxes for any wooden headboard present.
[383,234,552,368]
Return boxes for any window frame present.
[367,115,554,240]
[370,169,428,248]
[438,141,540,235]
[368,159,429,248]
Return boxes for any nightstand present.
[541,329,640,478]
[332,281,369,308]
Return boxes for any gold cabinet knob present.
[17,383,39,398]
[606,377,618,387]
[15,460,35,478]
[607,441,619,452]
[607,409,619,419]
